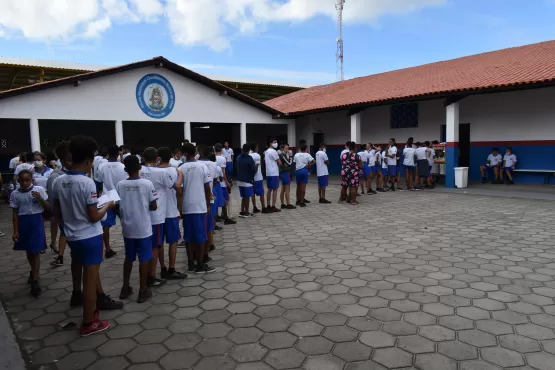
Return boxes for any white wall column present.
[350,113,362,144]
[115,120,124,146]
[445,102,460,188]
[287,121,296,147]
[240,122,247,146]
[184,122,191,142]
[30,118,40,152]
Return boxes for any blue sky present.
[1,0,555,85]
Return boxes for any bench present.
[513,169,555,184]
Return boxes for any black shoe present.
[303,199,310,203]
[261,208,272,214]
[161,267,170,279]
[224,218,237,225]
[105,249,117,259]
[390,186,395,192]
[209,245,215,251]
[507,180,515,185]
[30,281,42,297]
[281,204,287,209]
[137,289,152,303]
[97,294,123,310]
[119,285,133,300]
[188,263,196,272]
[271,207,281,213]
[51,256,63,267]
[253,208,261,213]
[70,291,83,307]
[195,263,217,274]
[147,276,167,288]
[286,204,296,209]
[167,269,187,280]
[397,187,404,191]
[322,199,332,204]
[248,213,255,217]
[214,225,223,231]
[299,202,307,207]
[215,215,223,222]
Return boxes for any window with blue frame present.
[390,103,419,129]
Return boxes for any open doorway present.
[440,123,470,167]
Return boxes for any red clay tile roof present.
[265,40,555,115]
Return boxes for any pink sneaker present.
[80,320,110,337]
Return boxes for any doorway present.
[440,123,470,167]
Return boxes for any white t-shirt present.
[139,166,175,225]
[200,160,219,204]
[32,168,53,188]
[368,149,377,166]
[117,178,158,239]
[169,158,182,169]
[99,161,127,192]
[93,156,107,182]
[487,154,503,166]
[340,149,349,159]
[250,152,263,181]
[387,146,397,166]
[403,147,416,166]
[265,148,280,176]
[294,152,314,171]
[9,157,19,170]
[222,148,234,163]
[10,185,48,215]
[381,151,388,169]
[415,147,428,161]
[163,167,181,219]
[53,172,102,241]
[216,155,228,187]
[315,151,329,177]
[178,161,211,214]
[504,153,517,167]
[357,151,368,164]
[428,148,436,166]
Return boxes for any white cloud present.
[0,0,445,48]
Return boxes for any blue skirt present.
[14,213,47,254]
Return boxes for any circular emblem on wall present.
[136,73,175,119]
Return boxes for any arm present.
[12,209,19,242]
[32,190,49,211]
[54,199,62,222]
[173,170,184,190]
[204,183,211,215]
[87,201,115,223]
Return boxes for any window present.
[390,103,418,129]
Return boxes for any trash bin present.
[454,167,469,188]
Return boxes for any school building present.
[0,57,295,165]
[266,40,555,186]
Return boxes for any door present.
[459,123,470,167]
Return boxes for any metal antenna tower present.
[336,0,346,81]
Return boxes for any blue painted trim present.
[445,146,458,188]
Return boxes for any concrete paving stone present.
[31,345,69,364]
[459,360,502,370]
[195,337,234,356]
[279,298,309,309]
[197,309,231,323]
[372,347,413,368]
[415,353,456,370]
[438,315,473,330]
[168,319,202,333]
[369,308,402,321]
[158,350,201,370]
[229,343,268,362]
[192,355,237,370]
[235,363,273,370]
[480,347,526,367]
[346,317,381,332]
[508,302,543,315]
[86,356,130,370]
[344,360,387,370]
[397,335,435,354]
[257,317,291,332]
[69,333,108,351]
[171,307,203,320]
[17,325,55,340]
[440,295,470,307]
[423,303,455,316]
[359,296,388,308]
[530,313,555,329]
[526,352,555,370]
[438,341,478,361]
[163,333,202,350]
[314,313,348,326]
[260,331,298,349]
[127,364,162,370]
[264,348,306,369]
[296,336,334,355]
[516,323,555,340]
[476,319,514,335]
[226,313,260,328]
[359,330,395,348]
[283,309,316,322]
[303,354,345,370]
[43,330,80,346]
[107,324,144,339]
[332,341,372,362]
[390,299,421,312]
[498,334,541,353]
[127,344,168,363]
[419,325,455,342]
[382,321,417,336]
[288,321,323,337]
[408,292,439,304]
[97,338,137,356]
[252,294,281,306]
[404,311,437,326]
[338,304,369,317]
[254,305,286,318]
[457,306,490,320]
[134,328,171,344]
[492,310,529,324]
[54,351,98,370]
[544,339,555,354]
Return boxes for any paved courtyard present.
[1,182,555,370]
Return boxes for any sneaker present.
[299,202,307,207]
[215,215,223,222]
[30,281,42,297]
[188,263,196,272]
[167,269,187,280]
[238,212,247,218]
[286,204,296,209]
[50,256,63,267]
[105,249,117,259]
[195,263,217,274]
[209,245,216,251]
[119,285,133,300]
[214,225,223,231]
[397,187,404,191]
[147,277,167,288]
[137,289,153,303]
[413,187,422,191]
[224,218,237,225]
[97,294,123,310]
[281,204,287,209]
[507,180,515,185]
[80,320,110,337]
[322,199,332,204]
[368,190,377,195]
[248,213,255,217]
[261,208,272,214]
[271,207,281,213]
[70,291,83,307]
[253,208,261,213]
[303,199,310,203]
[160,267,170,279]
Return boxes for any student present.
[502,147,517,185]
[92,151,107,195]
[10,169,49,297]
[117,156,158,303]
[340,141,350,159]
[214,144,235,224]
[198,145,220,253]
[140,147,176,287]
[49,142,70,267]
[53,135,122,336]
[119,145,131,162]
[249,143,267,213]
[403,139,417,190]
[380,145,389,192]
[315,142,331,203]
[426,141,435,188]
[169,149,183,168]
[236,144,257,217]
[98,145,126,258]
[386,138,398,191]
[265,138,282,212]
[415,142,429,188]
[357,144,369,194]
[294,144,314,207]
[9,153,22,171]
[366,143,377,194]
[222,141,234,177]
[480,147,503,184]
[32,152,52,189]
[13,152,35,188]
[157,147,186,279]
[278,143,295,209]
[177,143,216,274]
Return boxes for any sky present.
[1,0,555,86]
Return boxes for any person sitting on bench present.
[501,147,517,185]
[480,147,503,184]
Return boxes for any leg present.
[506,169,513,181]
[150,247,159,279]
[296,183,300,204]
[158,244,166,270]
[50,218,59,251]
[222,201,229,219]
[285,185,291,205]
[272,189,278,208]
[339,185,347,201]
[300,183,306,203]
[27,253,40,281]
[82,264,100,324]
[318,186,322,200]
[350,186,357,203]
[72,259,83,293]
[58,235,67,257]
[266,188,271,208]
[405,169,410,189]
[123,259,133,285]
[138,260,149,292]
[259,195,266,209]
[494,167,500,181]
[321,186,326,201]
[280,186,285,206]
[102,226,112,252]
[480,166,486,178]
[169,242,177,269]
[251,195,256,209]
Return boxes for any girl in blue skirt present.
[10,170,49,297]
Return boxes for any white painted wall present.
[0,67,292,125]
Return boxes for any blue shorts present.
[388,165,397,177]
[280,172,291,186]
[318,175,328,188]
[369,165,377,174]
[101,208,119,227]
[254,180,265,196]
[207,203,217,232]
[405,165,416,172]
[13,214,47,254]
[151,223,165,248]
[68,235,103,266]
[213,183,225,208]
[505,167,513,172]
[381,168,388,177]
[182,213,208,245]
[428,166,433,176]
[267,176,279,189]
[295,168,309,184]
[164,217,181,244]
[221,186,229,201]
[226,162,233,176]
[239,186,254,198]
[362,163,371,178]
[124,237,153,263]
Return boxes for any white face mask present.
[272,143,278,148]
[323,148,327,152]
[34,160,44,168]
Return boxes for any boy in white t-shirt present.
[386,138,398,191]
[117,156,159,303]
[265,138,282,212]
[249,143,267,213]
[380,146,389,192]
[480,147,503,184]
[293,144,315,207]
[402,138,417,190]
[502,147,517,185]
[315,142,331,203]
[366,143,378,194]
[198,145,220,255]
[357,144,369,195]
[222,141,234,177]
[178,144,216,274]
[214,144,235,224]
[169,149,183,168]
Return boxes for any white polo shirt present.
[139,166,175,225]
[222,148,234,163]
[381,151,388,169]
[504,153,517,167]
[415,147,428,161]
[93,156,107,183]
[403,147,416,166]
[32,167,53,188]
[216,155,228,187]
[117,178,158,239]
[178,161,211,214]
[487,153,503,166]
[10,185,48,215]
[387,146,398,166]
[428,148,436,166]
[163,167,181,219]
[99,161,127,192]
[169,158,182,169]
[316,150,329,177]
[357,151,368,164]
[199,161,219,205]
[294,152,314,170]
[9,157,19,170]
[368,149,377,166]
[265,148,280,176]
[250,152,263,181]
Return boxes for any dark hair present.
[250,142,258,152]
[506,147,513,151]
[492,147,499,152]
[269,138,277,144]
[108,145,120,157]
[214,143,223,153]
[157,147,172,162]
[416,142,422,147]
[368,143,373,148]
[432,140,439,144]
[345,141,350,146]
[143,147,158,163]
[390,138,396,143]
[122,145,131,151]
[198,144,212,158]
[182,143,196,157]
[34,152,47,161]
[18,169,33,179]
[69,136,98,164]
[54,141,70,162]
[242,143,250,153]
[320,142,326,148]
[408,137,414,141]
[173,148,182,155]
[24,152,35,162]
[425,141,430,146]
[123,155,140,172]
[348,141,356,151]
[299,139,307,145]
[182,139,190,144]
[300,144,307,152]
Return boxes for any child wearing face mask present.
[32,152,53,188]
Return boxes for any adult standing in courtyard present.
[339,141,362,205]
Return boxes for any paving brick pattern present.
[1,186,555,369]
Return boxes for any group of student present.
[9,136,239,337]
[479,147,518,184]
